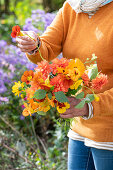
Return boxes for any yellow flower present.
[57,102,70,114]
[12,81,24,96]
[38,99,51,112]
[94,94,100,102]
[70,80,83,90]
[65,58,85,81]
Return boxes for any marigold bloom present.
[12,81,24,96]
[91,73,108,90]
[11,25,23,38]
[67,58,85,77]
[57,102,70,114]
[82,73,90,86]
[21,70,34,84]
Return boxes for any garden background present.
[0,0,69,169]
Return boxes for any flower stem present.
[83,85,95,94]
[25,33,46,61]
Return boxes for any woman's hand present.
[60,97,89,119]
[16,31,38,53]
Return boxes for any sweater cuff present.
[27,37,41,55]
[82,103,93,120]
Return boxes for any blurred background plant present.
[0,0,69,169]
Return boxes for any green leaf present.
[85,94,94,103]
[88,64,98,80]
[76,92,84,99]
[33,89,46,100]
[54,91,69,103]
[75,100,85,109]
[84,97,90,103]
[48,92,52,100]
[37,110,46,115]
[50,86,54,91]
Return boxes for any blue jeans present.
[68,138,113,170]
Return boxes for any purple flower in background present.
[20,115,25,120]
[0,80,7,94]
[0,96,9,105]
[0,40,7,49]
[0,97,9,102]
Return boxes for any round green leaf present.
[54,91,68,103]
[33,89,46,100]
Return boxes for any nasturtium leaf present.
[75,100,85,109]
[84,97,90,103]
[54,91,69,103]
[85,94,94,103]
[48,92,52,99]
[76,92,84,99]
[88,64,98,80]
[33,89,46,100]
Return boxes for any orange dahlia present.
[91,73,108,90]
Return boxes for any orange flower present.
[22,108,30,117]
[26,87,35,100]
[82,73,90,86]
[51,58,69,74]
[50,74,71,92]
[21,70,34,85]
[91,73,108,90]
[11,25,21,38]
[22,100,39,117]
[36,60,51,80]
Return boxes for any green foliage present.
[85,94,95,103]
[48,92,52,99]
[88,64,98,80]
[76,92,84,99]
[33,89,47,100]
[54,91,69,103]
[75,100,86,109]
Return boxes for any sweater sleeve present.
[26,7,64,64]
[92,88,113,116]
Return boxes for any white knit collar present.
[66,0,110,14]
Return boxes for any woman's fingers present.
[18,44,36,50]
[60,113,74,119]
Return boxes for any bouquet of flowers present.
[11,26,108,117]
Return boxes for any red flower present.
[82,73,90,86]
[11,25,21,38]
[91,73,108,90]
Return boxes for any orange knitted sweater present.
[26,1,113,142]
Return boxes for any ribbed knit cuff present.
[82,103,93,120]
[28,37,41,55]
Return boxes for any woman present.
[17,0,113,169]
